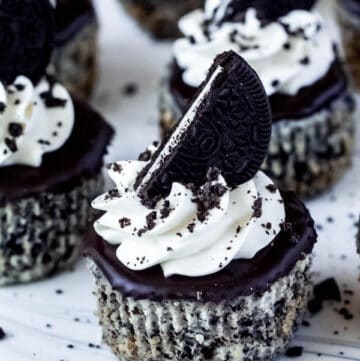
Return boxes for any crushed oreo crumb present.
[187,223,195,233]
[8,122,23,138]
[119,217,131,228]
[0,328,5,340]
[285,346,303,357]
[105,188,121,200]
[5,137,17,152]
[252,198,263,218]
[138,149,152,162]
[266,184,277,193]
[314,278,341,302]
[160,200,173,219]
[337,307,353,320]
[122,83,138,96]
[146,211,157,230]
[191,178,227,222]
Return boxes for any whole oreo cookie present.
[216,0,316,24]
[136,51,272,206]
[0,0,55,85]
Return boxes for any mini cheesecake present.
[118,0,204,39]
[85,52,317,361]
[337,0,360,90]
[0,0,113,285]
[160,0,356,197]
[51,0,98,98]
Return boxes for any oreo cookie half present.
[0,0,55,85]
[136,51,272,206]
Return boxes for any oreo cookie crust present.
[0,98,113,285]
[86,192,317,360]
[50,0,98,98]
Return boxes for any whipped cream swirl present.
[0,76,74,167]
[93,158,285,278]
[174,2,335,96]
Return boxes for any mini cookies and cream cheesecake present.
[337,0,360,90]
[86,52,317,361]
[0,0,113,285]
[160,0,356,197]
[51,0,98,98]
[117,0,204,39]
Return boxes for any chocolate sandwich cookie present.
[117,0,204,39]
[51,0,98,98]
[0,1,113,286]
[160,0,356,197]
[85,52,317,361]
[337,0,360,90]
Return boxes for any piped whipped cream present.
[0,76,74,167]
[92,158,285,278]
[174,2,335,96]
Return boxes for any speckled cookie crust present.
[338,6,360,90]
[118,0,204,39]
[0,176,103,286]
[88,256,311,361]
[160,84,356,198]
[50,21,98,99]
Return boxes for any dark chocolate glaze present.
[0,97,113,205]
[169,58,348,123]
[341,0,360,16]
[55,0,96,46]
[85,191,317,302]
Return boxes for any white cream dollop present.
[92,160,286,278]
[0,76,74,167]
[174,3,335,96]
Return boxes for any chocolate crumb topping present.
[138,149,152,162]
[146,211,157,230]
[266,184,277,193]
[119,217,131,228]
[137,228,147,237]
[192,180,227,222]
[4,137,17,153]
[0,328,5,340]
[285,346,303,357]
[107,162,123,173]
[252,198,263,218]
[187,222,196,233]
[160,200,173,219]
[8,122,24,138]
[105,188,121,200]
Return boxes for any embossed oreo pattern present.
[139,52,271,202]
[0,0,54,84]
